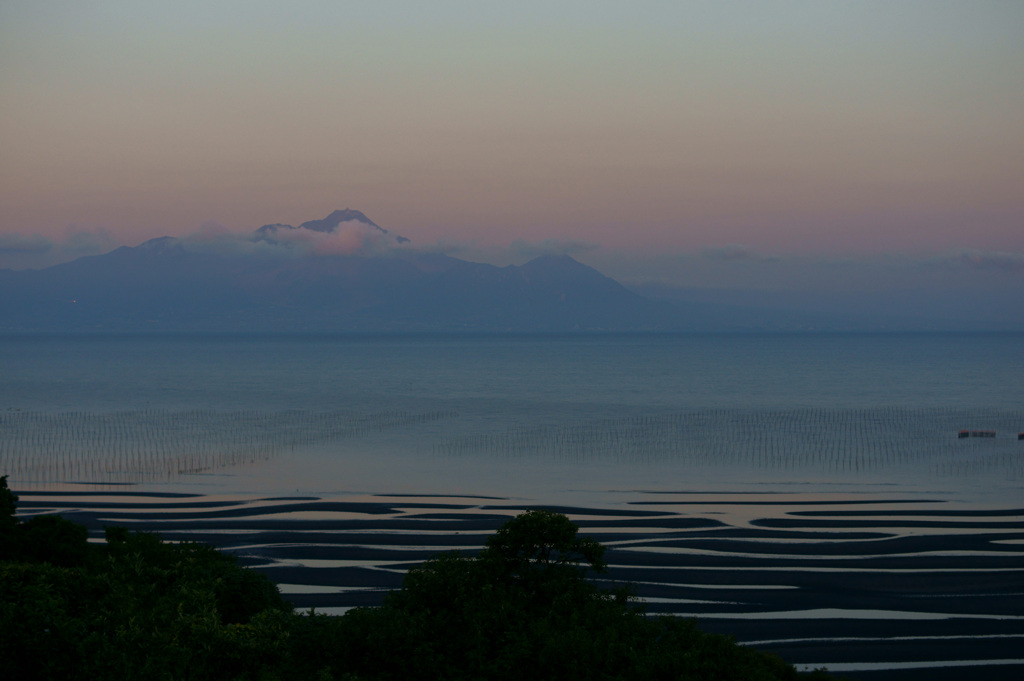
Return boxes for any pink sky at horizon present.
[2,1,1022,275]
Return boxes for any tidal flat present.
[14,488,1024,681]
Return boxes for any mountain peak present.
[299,209,381,233]
[139,236,179,248]
[253,209,410,245]
[524,253,579,265]
[519,253,593,273]
[135,236,184,254]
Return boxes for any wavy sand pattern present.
[15,489,1024,681]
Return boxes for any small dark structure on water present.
[958,430,996,439]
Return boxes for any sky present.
[1,1,1022,304]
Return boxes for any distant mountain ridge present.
[0,210,688,333]
[5,210,1000,334]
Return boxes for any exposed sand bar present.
[14,489,1024,681]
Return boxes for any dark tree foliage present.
[324,509,831,681]
[0,475,22,559]
[1,476,292,681]
[1,478,840,681]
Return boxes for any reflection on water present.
[799,660,1024,673]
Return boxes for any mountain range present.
[3,210,1016,334]
[1,211,690,333]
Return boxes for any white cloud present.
[262,220,400,256]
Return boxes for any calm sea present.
[2,333,1022,505]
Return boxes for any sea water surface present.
[2,333,1022,502]
[3,333,1023,680]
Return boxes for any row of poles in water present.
[1,406,1020,484]
[433,408,1023,474]
[0,409,456,483]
